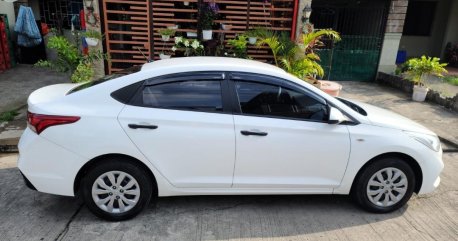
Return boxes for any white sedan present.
[18,57,443,221]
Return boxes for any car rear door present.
[118,72,236,188]
[229,72,351,190]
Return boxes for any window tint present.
[235,81,328,121]
[142,80,223,112]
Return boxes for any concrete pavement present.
[0,153,457,240]
[0,65,68,113]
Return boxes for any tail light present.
[27,111,80,134]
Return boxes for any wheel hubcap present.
[91,171,140,214]
[366,167,408,207]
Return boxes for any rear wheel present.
[352,157,416,213]
[81,160,153,221]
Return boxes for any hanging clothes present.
[14,5,42,47]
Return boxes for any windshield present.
[68,65,142,94]
[336,97,367,116]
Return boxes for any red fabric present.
[80,9,86,30]
[41,23,49,35]
[80,9,88,55]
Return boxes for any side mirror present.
[328,107,346,124]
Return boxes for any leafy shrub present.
[403,56,448,86]
[35,33,107,83]
[83,30,103,39]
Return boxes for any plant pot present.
[159,53,171,60]
[221,24,232,30]
[248,37,257,45]
[187,32,197,38]
[412,85,429,102]
[184,1,189,6]
[161,35,170,41]
[312,80,322,89]
[202,30,213,40]
[319,80,342,97]
[85,37,99,46]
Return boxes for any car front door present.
[230,73,351,191]
[118,72,236,188]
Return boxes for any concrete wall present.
[0,2,16,32]
[378,0,409,73]
[400,0,452,58]
[83,1,105,79]
[296,0,312,41]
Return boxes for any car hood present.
[349,100,436,136]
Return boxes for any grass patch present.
[0,110,19,122]
[444,75,458,86]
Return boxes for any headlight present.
[404,131,441,152]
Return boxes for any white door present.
[118,74,235,188]
[231,79,351,190]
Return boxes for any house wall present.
[399,0,452,58]
[0,2,16,32]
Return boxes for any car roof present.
[140,57,287,76]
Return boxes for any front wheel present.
[352,157,416,213]
[81,160,153,221]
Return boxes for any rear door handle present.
[128,124,158,130]
[241,130,268,136]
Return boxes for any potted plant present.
[404,56,448,102]
[221,23,232,30]
[199,1,219,40]
[158,28,175,41]
[83,30,102,47]
[227,35,248,58]
[255,29,343,95]
[245,29,258,45]
[35,34,107,83]
[172,37,204,56]
[159,53,171,60]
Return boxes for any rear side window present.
[235,81,328,121]
[142,80,223,112]
[70,65,142,94]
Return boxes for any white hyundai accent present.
[18,57,443,221]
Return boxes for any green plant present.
[444,75,458,86]
[83,30,102,39]
[199,2,219,29]
[227,35,248,58]
[256,29,340,82]
[35,34,107,83]
[71,62,95,83]
[404,56,448,86]
[158,28,176,36]
[0,110,18,122]
[245,28,260,38]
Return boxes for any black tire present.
[352,157,416,213]
[81,159,154,221]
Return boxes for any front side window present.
[142,80,223,112]
[235,81,328,121]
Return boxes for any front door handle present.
[128,124,158,130]
[241,130,268,136]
